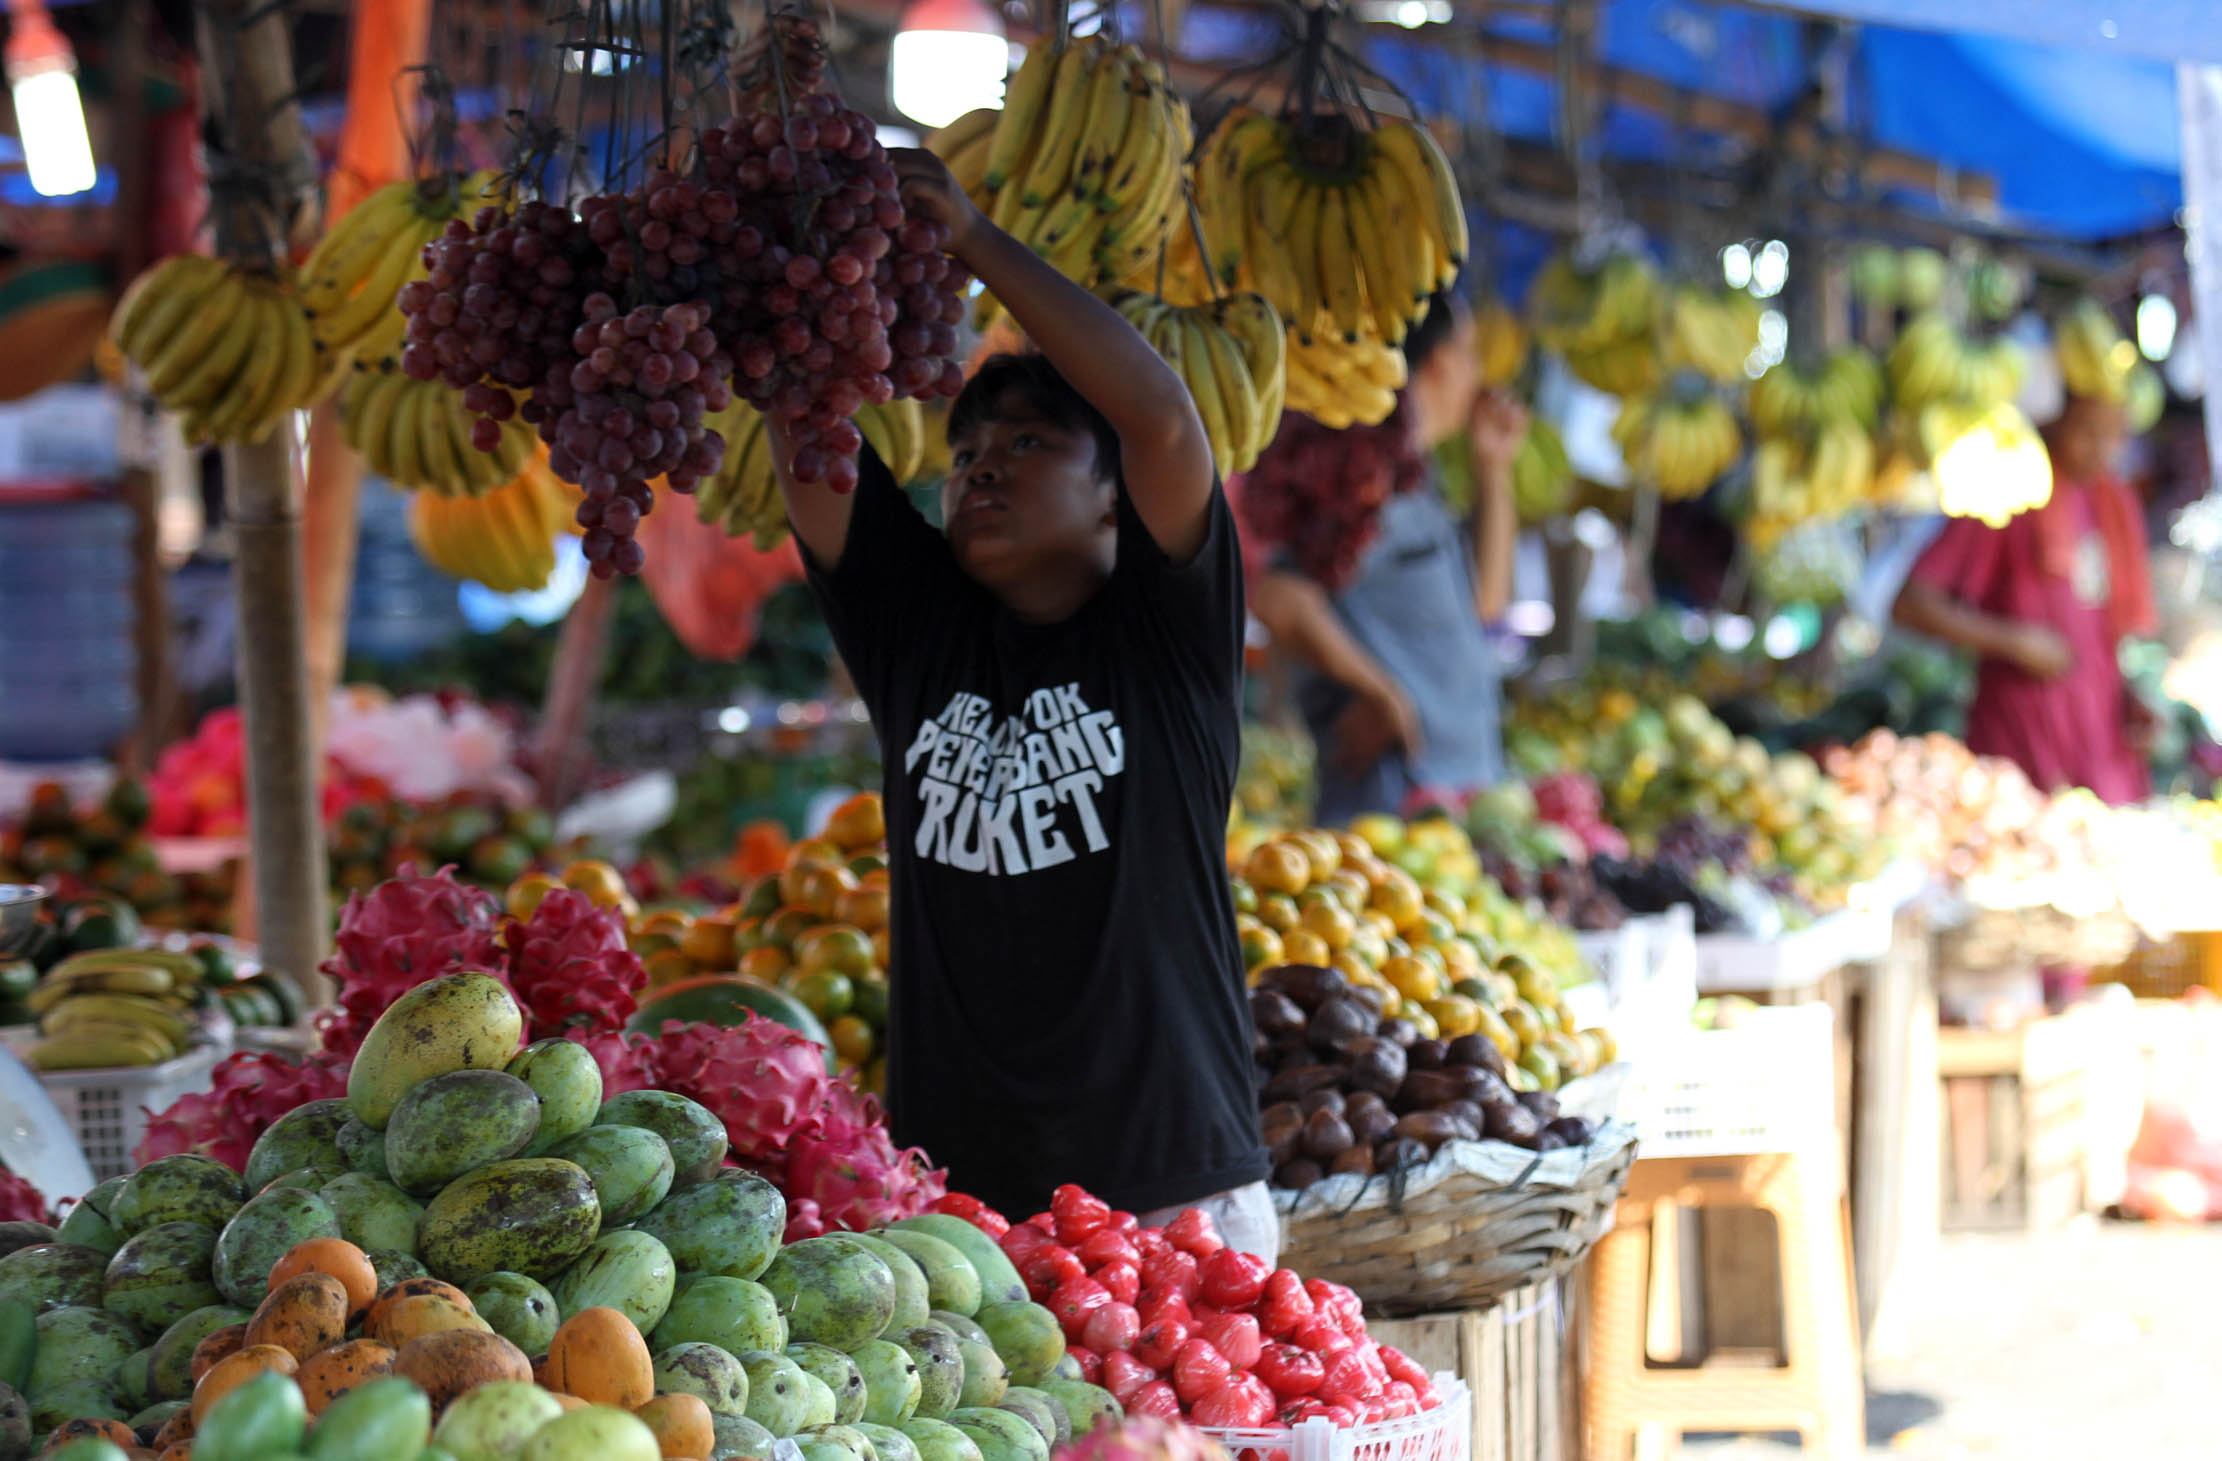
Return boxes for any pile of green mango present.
[0,972,1121,1461]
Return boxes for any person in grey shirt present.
[1251,294,1527,824]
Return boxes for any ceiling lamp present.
[889,0,1007,130]
[6,0,94,198]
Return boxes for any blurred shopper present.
[1894,392,2158,803]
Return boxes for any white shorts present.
[1140,1181,1281,1266]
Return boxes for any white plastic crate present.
[1615,1003,1836,1158]
[21,1041,224,1183]
[1199,1375,1470,1461]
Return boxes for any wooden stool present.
[1583,1148,1863,1459]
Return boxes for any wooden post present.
[1856,911,1939,1362]
[195,0,329,993]
[301,405,360,750]
[533,574,619,812]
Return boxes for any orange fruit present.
[835,883,890,932]
[738,946,790,981]
[562,860,637,916]
[1238,921,1284,971]
[1292,830,1342,880]
[786,838,846,870]
[1244,841,1312,898]
[1475,1005,1518,1059]
[680,915,738,969]
[872,927,892,970]
[820,792,887,852]
[1402,1003,1440,1041]
[1280,929,1331,967]
[761,906,819,950]
[780,863,855,919]
[505,873,558,922]
[1368,867,1425,929]
[828,1014,876,1067]
[798,924,875,977]
[1381,955,1443,1004]
[644,949,696,988]
[1299,900,1356,952]
[1423,994,1483,1039]
[1256,894,1301,935]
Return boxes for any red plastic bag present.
[636,498,803,661]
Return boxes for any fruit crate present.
[0,1031,224,1182]
[1199,1374,1471,1461]
[1616,1004,1836,1157]
[1371,1286,1578,1461]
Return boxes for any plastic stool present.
[1583,1149,1864,1459]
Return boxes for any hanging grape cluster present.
[1232,411,1426,591]
[397,15,969,576]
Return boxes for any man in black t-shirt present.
[775,149,1272,1246]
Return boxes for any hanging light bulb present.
[6,0,94,198]
[889,0,1008,130]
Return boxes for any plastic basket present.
[1616,1003,1835,1158]
[23,1041,224,1182]
[1199,1375,1470,1461]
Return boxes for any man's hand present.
[1468,389,1531,476]
[1330,680,1424,778]
[889,148,987,260]
[2003,622,2074,680]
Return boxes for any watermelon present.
[629,978,836,1069]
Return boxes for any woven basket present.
[1275,1122,1638,1317]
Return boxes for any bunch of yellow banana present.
[2054,296,2139,405]
[1283,321,1407,429]
[26,948,205,1071]
[1747,348,1884,438]
[1115,207,1214,305]
[340,365,535,497]
[1659,283,1763,384]
[1512,418,1573,524]
[1919,398,2052,527]
[1612,391,1741,499]
[1106,289,1287,479]
[408,454,576,592]
[1529,250,1660,394]
[1193,108,1465,348]
[1474,295,1529,389]
[1887,311,2026,413]
[300,171,502,371]
[108,256,330,445]
[932,37,1189,311]
[1745,415,1875,541]
[696,399,932,549]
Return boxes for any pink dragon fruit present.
[784,1197,826,1243]
[782,1076,947,1234]
[505,888,646,1039]
[1054,1411,1232,1461]
[134,1049,350,1171]
[563,1027,661,1097]
[649,1015,833,1165]
[0,1167,49,1223]
[317,865,509,1057]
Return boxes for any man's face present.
[1409,305,1480,449]
[2051,395,2128,482]
[941,392,1116,588]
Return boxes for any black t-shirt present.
[802,446,1269,1219]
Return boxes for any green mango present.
[427,1379,563,1461]
[463,1274,560,1358]
[1035,1381,1120,1438]
[954,1340,1005,1410]
[652,1278,786,1356]
[796,1373,838,1431]
[796,1438,859,1461]
[855,1423,922,1461]
[0,1385,26,1461]
[212,1188,341,1308]
[897,1418,983,1461]
[947,1409,1047,1461]
[841,1237,929,1334]
[149,1304,251,1402]
[261,1168,344,1196]
[50,1202,119,1259]
[885,1220,1023,1308]
[417,1160,600,1287]
[972,1306,1062,1388]
[547,1126,673,1229]
[852,1340,922,1426]
[28,1307,137,1396]
[195,1369,307,1461]
[552,1231,674,1333]
[735,1351,812,1438]
[710,1413,777,1461]
[347,975,522,1131]
[874,1233,980,1320]
[112,1156,243,1237]
[28,1378,125,1432]
[594,1091,727,1183]
[0,1297,33,1391]
[931,1313,989,1347]
[653,1342,751,1416]
[785,1343,865,1426]
[807,1425,874,1461]
[39,1440,128,1461]
[319,1174,425,1257]
[1046,1354,1081,1385]
[515,1405,660,1461]
[506,1041,604,1158]
[890,1326,963,1422]
[336,1118,388,1177]
[129,1397,191,1434]
[759,1238,895,1353]
[631,1172,784,1283]
[996,1389,1064,1448]
[365,1251,428,1291]
[384,1071,542,1197]
[307,1375,434,1461]
[0,1222,55,1260]
[243,1100,354,1194]
[102,1221,220,1336]
[113,1347,155,1411]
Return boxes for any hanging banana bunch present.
[1104,287,1286,479]
[300,171,503,372]
[107,256,329,446]
[696,398,932,550]
[1745,417,1876,544]
[1747,348,1883,438]
[1918,398,2052,527]
[1474,296,1529,389]
[1283,323,1407,430]
[1194,106,1464,353]
[2054,296,2140,405]
[341,364,536,497]
[1528,249,1661,396]
[1887,311,2026,414]
[408,454,577,593]
[929,36,1191,316]
[1658,283,1763,385]
[1612,390,1742,500]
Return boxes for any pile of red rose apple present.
[937,1184,1444,1431]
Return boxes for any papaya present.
[244,1273,351,1361]
[269,1239,378,1319]
[634,1392,716,1460]
[295,1338,397,1414]
[544,1307,654,1410]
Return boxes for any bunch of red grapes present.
[396,16,967,577]
[1231,410,1426,591]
